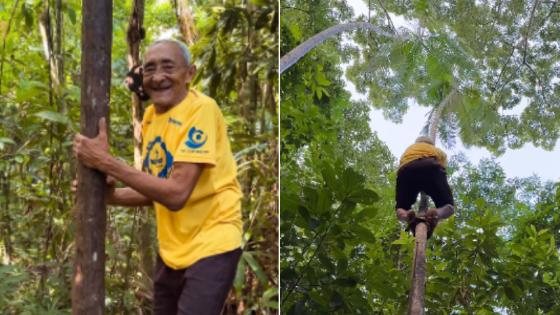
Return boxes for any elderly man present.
[395,136,455,231]
[73,39,242,315]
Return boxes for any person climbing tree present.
[395,136,455,234]
[73,39,242,315]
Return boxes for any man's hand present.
[397,208,415,222]
[72,175,117,202]
[425,208,439,229]
[73,118,110,170]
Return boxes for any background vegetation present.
[280,0,560,313]
[0,0,277,314]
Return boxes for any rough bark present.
[280,22,398,74]
[72,0,112,314]
[408,194,428,315]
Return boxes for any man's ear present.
[184,65,197,84]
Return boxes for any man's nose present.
[150,72,166,83]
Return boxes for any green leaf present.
[314,189,332,214]
[35,111,70,124]
[315,71,331,86]
[339,199,356,217]
[359,206,378,218]
[15,80,47,102]
[354,224,375,243]
[504,286,516,301]
[320,162,336,189]
[262,286,278,302]
[233,253,246,291]
[66,6,77,24]
[0,137,16,146]
[243,251,268,285]
[348,188,379,204]
[21,3,33,29]
[391,238,408,246]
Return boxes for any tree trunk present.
[125,0,154,306]
[72,0,112,314]
[172,0,198,45]
[0,0,20,94]
[127,0,145,171]
[280,22,397,74]
[408,193,428,315]
[429,88,457,140]
[408,87,457,314]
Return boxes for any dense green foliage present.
[0,0,277,314]
[281,0,560,313]
[347,0,560,154]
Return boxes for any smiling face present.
[142,42,196,112]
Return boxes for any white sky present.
[344,0,559,182]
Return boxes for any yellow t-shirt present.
[141,89,242,269]
[399,142,447,168]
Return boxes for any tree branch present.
[280,22,403,74]
[522,0,541,64]
[377,0,397,34]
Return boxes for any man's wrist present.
[97,153,117,174]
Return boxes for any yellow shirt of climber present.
[142,89,242,269]
[399,142,447,168]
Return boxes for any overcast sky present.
[343,0,559,182]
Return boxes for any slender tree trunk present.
[1,165,13,263]
[408,87,457,314]
[429,88,457,140]
[125,0,154,309]
[0,0,20,94]
[408,194,428,315]
[127,0,145,171]
[280,22,397,74]
[72,0,112,313]
[172,0,198,45]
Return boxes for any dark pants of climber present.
[154,248,242,315]
[396,157,454,210]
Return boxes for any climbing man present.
[395,136,455,234]
[73,39,242,315]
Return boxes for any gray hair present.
[415,136,434,145]
[149,39,192,65]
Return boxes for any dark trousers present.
[396,157,454,210]
[154,248,242,315]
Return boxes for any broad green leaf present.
[243,252,268,285]
[35,111,70,124]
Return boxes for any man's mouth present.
[150,85,172,93]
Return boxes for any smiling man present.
[73,39,243,315]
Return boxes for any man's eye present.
[163,65,175,71]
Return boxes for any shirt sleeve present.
[174,103,217,166]
[436,147,447,167]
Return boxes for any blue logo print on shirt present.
[185,127,207,149]
[143,136,173,178]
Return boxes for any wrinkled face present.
[142,42,196,111]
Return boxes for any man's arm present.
[101,159,202,211]
[74,118,203,211]
[109,187,153,207]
